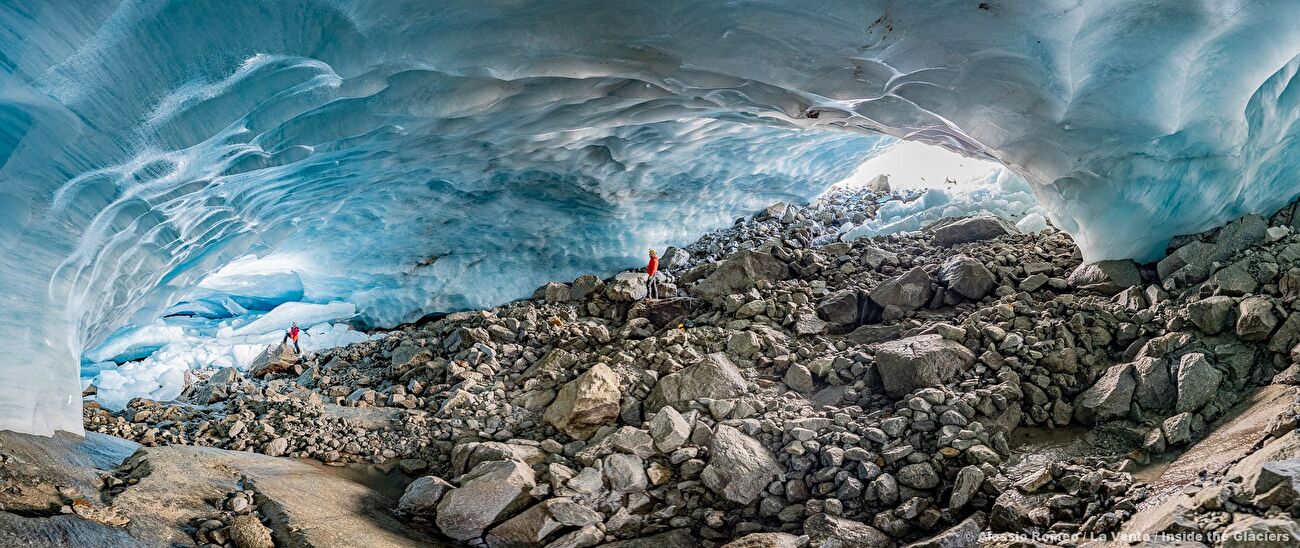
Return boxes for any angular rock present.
[606,271,649,301]
[398,475,455,516]
[701,425,781,504]
[1187,296,1235,335]
[1220,515,1300,548]
[869,267,933,314]
[249,343,299,378]
[1175,353,1221,413]
[543,363,622,440]
[1236,297,1278,342]
[871,335,976,398]
[1074,363,1136,424]
[692,250,789,301]
[603,453,648,493]
[904,514,981,548]
[803,513,893,548]
[646,353,747,412]
[436,460,536,541]
[1131,357,1173,411]
[722,532,805,548]
[484,497,602,548]
[816,290,860,328]
[568,274,605,301]
[227,515,274,548]
[648,406,690,453]
[784,364,815,394]
[930,215,1019,247]
[896,462,940,489]
[1067,260,1142,295]
[948,466,984,511]
[1162,412,1193,446]
[939,255,996,300]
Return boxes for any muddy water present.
[1006,424,1173,483]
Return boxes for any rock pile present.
[82,186,1300,547]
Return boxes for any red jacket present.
[289,326,300,341]
[647,256,659,278]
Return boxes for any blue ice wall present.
[6,0,1300,434]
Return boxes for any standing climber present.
[646,249,660,299]
[282,322,301,354]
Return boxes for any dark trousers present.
[647,276,659,299]
[282,333,300,353]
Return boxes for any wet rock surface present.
[30,188,1300,546]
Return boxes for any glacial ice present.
[6,1,1300,434]
[839,168,1045,241]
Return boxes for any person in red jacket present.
[282,322,301,353]
[646,249,660,299]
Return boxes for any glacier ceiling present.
[4,0,1300,434]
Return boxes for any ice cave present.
[5,1,1300,546]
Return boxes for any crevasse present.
[4,0,1300,435]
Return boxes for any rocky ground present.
[8,182,1300,547]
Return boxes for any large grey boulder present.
[1067,260,1142,295]
[1220,516,1300,548]
[948,466,985,511]
[1236,297,1279,341]
[871,335,976,397]
[397,475,455,516]
[249,343,299,378]
[701,425,781,504]
[1175,353,1221,413]
[1187,295,1235,335]
[543,363,622,440]
[646,353,748,412]
[930,215,1019,247]
[816,290,860,328]
[648,406,690,453]
[605,271,649,301]
[1074,363,1136,424]
[435,460,537,540]
[938,255,996,300]
[803,513,893,548]
[1131,357,1173,411]
[484,497,602,548]
[692,250,789,300]
[869,267,934,315]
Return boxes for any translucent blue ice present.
[5,1,1300,434]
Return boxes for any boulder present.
[816,290,861,328]
[1220,516,1300,548]
[1074,363,1136,424]
[660,247,691,270]
[1131,357,1173,411]
[646,353,748,412]
[543,363,622,440]
[540,282,571,303]
[249,343,299,378]
[1212,260,1259,295]
[647,406,690,453]
[436,460,537,540]
[484,498,602,548]
[603,453,648,493]
[948,466,985,511]
[692,250,789,301]
[701,425,781,504]
[896,462,940,489]
[930,215,1019,247]
[868,267,934,314]
[757,202,789,221]
[1175,353,1221,413]
[1187,296,1235,335]
[1162,412,1193,446]
[793,313,828,336]
[397,475,455,516]
[939,255,996,300]
[606,271,649,301]
[389,340,430,378]
[784,364,816,394]
[568,274,604,301]
[905,514,981,548]
[871,335,976,398]
[227,515,274,548]
[1067,260,1142,295]
[1236,297,1279,341]
[803,513,893,548]
[451,442,546,476]
[865,173,891,193]
[722,532,805,548]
